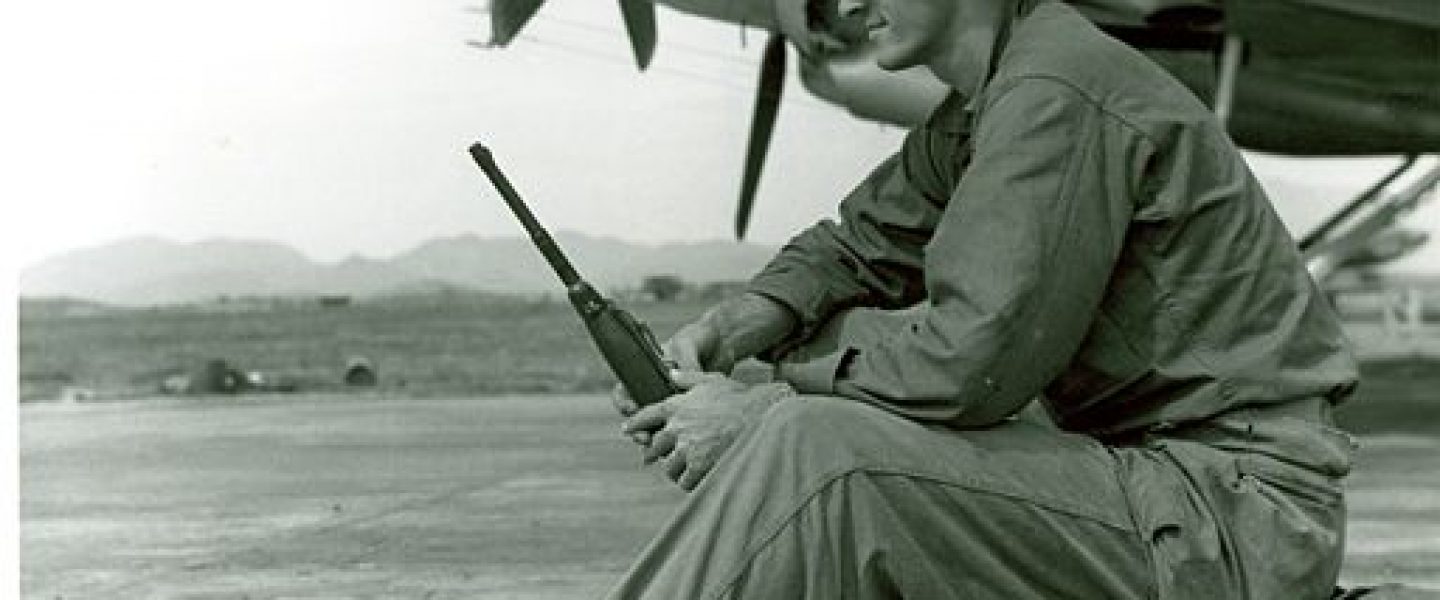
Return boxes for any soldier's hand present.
[623,371,791,491]
[611,380,661,446]
[665,293,797,375]
[662,320,722,373]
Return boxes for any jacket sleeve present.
[787,77,1140,427]
[746,112,962,346]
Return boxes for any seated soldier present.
[610,0,1358,597]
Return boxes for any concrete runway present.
[20,394,1440,598]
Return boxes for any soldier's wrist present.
[720,293,797,356]
[740,381,796,426]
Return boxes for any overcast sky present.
[4,0,1437,274]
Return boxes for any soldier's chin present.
[868,38,923,72]
[874,50,919,72]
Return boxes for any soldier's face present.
[839,0,956,71]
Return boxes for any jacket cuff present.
[747,268,858,358]
[775,347,856,395]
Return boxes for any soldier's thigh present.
[716,397,1151,598]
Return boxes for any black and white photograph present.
[9,0,1440,598]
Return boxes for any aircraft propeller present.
[486,0,543,48]
[618,0,659,70]
[481,0,777,238]
[485,0,656,71]
[736,34,787,240]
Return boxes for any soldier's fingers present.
[670,369,710,391]
[643,429,677,464]
[610,383,638,417]
[678,462,708,491]
[663,328,705,373]
[663,448,688,482]
[623,402,672,435]
[671,369,735,391]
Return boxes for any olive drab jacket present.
[747,1,1358,439]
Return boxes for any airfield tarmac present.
[20,393,1440,599]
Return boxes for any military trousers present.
[605,309,1350,599]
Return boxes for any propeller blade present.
[618,0,657,70]
[489,0,545,47]
[735,34,787,240]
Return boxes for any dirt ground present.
[20,395,679,599]
[19,387,1440,599]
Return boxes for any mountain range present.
[18,234,777,306]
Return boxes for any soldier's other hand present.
[614,368,701,446]
[623,371,792,492]
[611,375,684,446]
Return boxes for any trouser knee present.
[741,396,883,478]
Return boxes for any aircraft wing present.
[475,0,1439,246]
[1229,0,1440,58]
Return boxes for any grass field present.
[18,295,712,401]
[17,295,1440,597]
